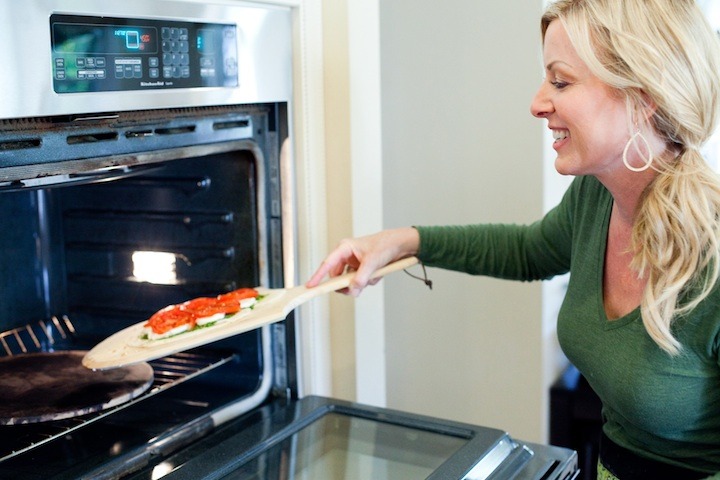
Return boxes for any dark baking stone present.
[0,350,154,425]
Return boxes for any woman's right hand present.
[305,227,420,296]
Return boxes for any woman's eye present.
[551,80,569,89]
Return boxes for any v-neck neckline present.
[596,195,641,329]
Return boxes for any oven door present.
[123,396,579,480]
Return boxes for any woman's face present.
[530,20,632,177]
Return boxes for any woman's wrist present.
[394,226,421,258]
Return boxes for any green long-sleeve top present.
[416,175,720,476]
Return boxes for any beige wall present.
[320,0,562,443]
[320,0,356,400]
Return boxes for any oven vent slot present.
[213,119,250,130]
[0,138,41,151]
[154,125,197,135]
[0,108,259,185]
[66,131,119,145]
[125,129,154,138]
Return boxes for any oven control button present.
[115,58,143,79]
[225,57,237,77]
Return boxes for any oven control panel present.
[50,14,238,93]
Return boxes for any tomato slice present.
[144,288,260,335]
[217,288,259,304]
[183,296,240,317]
[145,305,197,334]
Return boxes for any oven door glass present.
[150,396,576,480]
[226,411,468,479]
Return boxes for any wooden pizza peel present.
[83,257,419,370]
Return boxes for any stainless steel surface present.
[0,2,297,478]
[139,395,579,480]
[0,0,292,120]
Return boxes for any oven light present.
[109,441,124,455]
[151,461,176,479]
[132,251,177,284]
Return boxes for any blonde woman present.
[308,0,720,478]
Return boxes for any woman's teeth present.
[552,130,568,140]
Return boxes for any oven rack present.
[0,317,237,463]
[0,315,76,355]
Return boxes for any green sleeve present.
[415,177,586,281]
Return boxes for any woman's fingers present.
[305,228,419,294]
[305,243,359,288]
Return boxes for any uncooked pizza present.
[141,288,262,340]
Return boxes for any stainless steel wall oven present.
[0,1,578,479]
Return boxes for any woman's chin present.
[554,158,578,176]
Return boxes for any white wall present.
[375,0,551,443]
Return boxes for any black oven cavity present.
[0,104,296,479]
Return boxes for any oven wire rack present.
[0,316,237,462]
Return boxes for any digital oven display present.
[50,14,238,93]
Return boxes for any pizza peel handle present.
[278,255,420,306]
[83,256,419,370]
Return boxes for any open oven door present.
[123,396,579,480]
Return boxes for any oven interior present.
[0,104,294,479]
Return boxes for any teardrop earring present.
[622,130,654,172]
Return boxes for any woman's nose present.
[530,84,553,118]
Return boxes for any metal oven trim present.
[0,0,292,120]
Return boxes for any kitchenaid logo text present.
[140,81,173,87]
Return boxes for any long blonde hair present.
[542,0,720,355]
